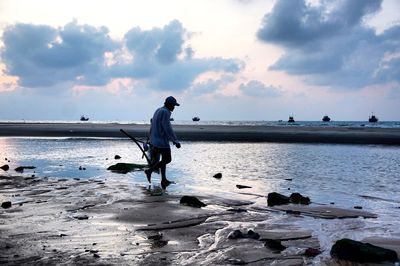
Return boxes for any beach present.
[1,122,400,144]
[1,123,400,265]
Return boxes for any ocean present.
[1,134,400,262]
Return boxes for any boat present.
[192,117,200,122]
[288,116,295,123]
[369,114,378,123]
[322,115,331,122]
[80,115,89,121]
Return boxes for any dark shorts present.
[150,146,171,165]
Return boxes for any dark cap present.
[165,96,180,106]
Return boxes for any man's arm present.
[161,110,179,146]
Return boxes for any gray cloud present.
[1,20,243,92]
[257,0,400,89]
[1,21,117,87]
[239,80,282,97]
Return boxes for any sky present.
[0,0,399,121]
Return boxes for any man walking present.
[145,96,181,189]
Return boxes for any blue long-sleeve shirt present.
[149,106,179,148]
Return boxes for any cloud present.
[239,80,282,97]
[1,20,243,93]
[1,21,118,87]
[257,0,400,89]
[190,75,236,95]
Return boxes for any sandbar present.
[1,122,400,145]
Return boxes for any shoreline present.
[1,122,400,145]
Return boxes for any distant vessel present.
[322,115,331,122]
[80,115,89,121]
[288,116,295,123]
[369,113,378,123]
[192,116,200,122]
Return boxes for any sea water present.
[1,137,400,256]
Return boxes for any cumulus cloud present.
[1,21,117,87]
[257,0,400,89]
[239,80,282,97]
[0,20,243,93]
[190,75,236,95]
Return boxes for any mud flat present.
[1,174,399,265]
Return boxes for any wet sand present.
[1,174,399,265]
[1,122,400,144]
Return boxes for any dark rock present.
[228,230,244,239]
[107,163,147,174]
[227,208,247,213]
[305,248,321,257]
[1,164,9,171]
[59,234,68,237]
[267,192,290,206]
[93,253,100,258]
[236,184,252,189]
[330,238,398,263]
[289,192,311,205]
[73,214,89,220]
[286,210,301,215]
[330,202,335,205]
[354,206,363,209]
[228,229,259,240]
[114,155,121,160]
[264,239,286,252]
[179,196,207,208]
[213,173,222,179]
[247,229,260,240]
[1,201,12,208]
[14,166,36,173]
[285,178,292,181]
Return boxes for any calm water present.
[1,137,400,254]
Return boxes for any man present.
[145,96,181,189]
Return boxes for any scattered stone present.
[114,155,121,160]
[1,201,12,209]
[305,247,321,257]
[286,210,301,215]
[267,192,290,206]
[236,184,252,189]
[90,250,99,253]
[213,173,222,179]
[264,239,286,252]
[289,192,311,205]
[228,229,260,240]
[227,208,247,213]
[330,238,398,263]
[107,163,147,174]
[93,253,100,258]
[228,230,244,239]
[93,243,97,246]
[147,233,163,240]
[285,178,292,181]
[14,166,36,173]
[1,164,9,171]
[354,206,363,209]
[73,214,89,220]
[180,196,207,208]
[330,202,335,205]
[60,234,68,237]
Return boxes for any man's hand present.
[174,142,181,149]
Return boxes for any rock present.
[285,178,292,181]
[305,248,321,257]
[1,164,9,171]
[354,206,363,209]
[236,184,252,189]
[213,173,222,179]
[114,155,121,160]
[264,239,286,252]
[228,230,244,239]
[1,201,12,208]
[289,192,311,205]
[107,163,147,174]
[228,229,260,240]
[14,166,36,173]
[267,192,290,206]
[179,196,207,208]
[227,208,247,213]
[73,214,89,220]
[330,238,398,263]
